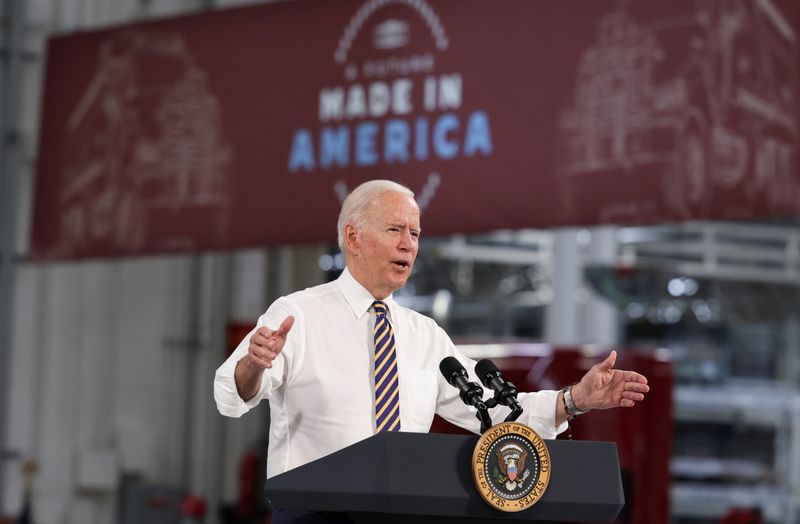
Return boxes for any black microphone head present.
[439,356,467,386]
[475,359,501,387]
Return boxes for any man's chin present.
[390,273,410,290]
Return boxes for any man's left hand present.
[571,351,649,410]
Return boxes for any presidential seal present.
[471,421,551,512]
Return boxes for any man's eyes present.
[386,226,420,238]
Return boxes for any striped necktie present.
[373,300,401,432]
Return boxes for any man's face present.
[347,191,421,299]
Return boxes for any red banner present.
[32,0,800,259]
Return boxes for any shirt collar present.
[336,267,396,320]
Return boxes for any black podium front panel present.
[265,432,623,523]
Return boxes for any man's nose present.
[397,230,414,250]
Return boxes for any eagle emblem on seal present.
[494,443,531,491]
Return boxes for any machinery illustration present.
[59,31,232,254]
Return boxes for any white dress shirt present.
[214,268,566,478]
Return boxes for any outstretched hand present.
[246,315,295,369]
[234,315,295,402]
[571,351,649,410]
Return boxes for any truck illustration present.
[557,0,798,219]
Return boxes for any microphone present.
[439,356,493,433]
[474,359,523,421]
[439,357,486,409]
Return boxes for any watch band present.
[562,385,590,419]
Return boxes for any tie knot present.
[372,300,387,316]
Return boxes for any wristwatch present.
[562,385,590,419]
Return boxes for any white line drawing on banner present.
[334,0,449,64]
[415,172,441,211]
[333,172,441,212]
[334,181,350,204]
[557,0,798,218]
[374,19,410,50]
[60,31,232,254]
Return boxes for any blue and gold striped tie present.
[373,300,401,432]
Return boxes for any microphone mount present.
[475,359,523,423]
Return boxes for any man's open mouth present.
[391,260,410,269]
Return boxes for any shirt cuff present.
[213,357,268,418]
[520,389,569,439]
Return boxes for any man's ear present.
[344,224,359,255]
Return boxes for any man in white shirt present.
[214,179,649,520]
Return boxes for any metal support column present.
[543,228,582,345]
[0,0,26,512]
[543,226,619,347]
[181,256,203,491]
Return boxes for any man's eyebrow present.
[385,222,421,232]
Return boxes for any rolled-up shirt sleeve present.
[517,389,568,440]
[213,300,297,418]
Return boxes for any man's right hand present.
[235,315,295,401]
[246,315,295,369]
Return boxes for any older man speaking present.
[214,180,649,520]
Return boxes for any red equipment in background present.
[431,344,673,524]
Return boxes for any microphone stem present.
[503,404,523,423]
[476,403,492,434]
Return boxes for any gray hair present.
[337,180,415,249]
